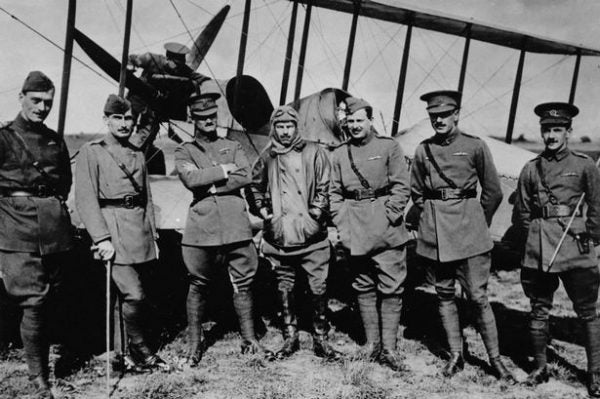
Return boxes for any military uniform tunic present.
[330,131,411,256]
[0,113,72,254]
[410,129,503,262]
[512,147,600,272]
[175,136,253,246]
[75,134,157,265]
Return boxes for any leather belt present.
[343,186,391,201]
[0,185,57,198]
[531,204,581,219]
[423,188,477,200]
[98,194,146,209]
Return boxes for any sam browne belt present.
[423,188,477,200]
[531,204,582,219]
[343,186,391,201]
[98,194,146,209]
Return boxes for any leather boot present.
[312,294,343,361]
[585,317,600,397]
[186,286,207,367]
[442,352,464,377]
[275,289,299,359]
[31,375,54,399]
[490,357,517,384]
[21,307,50,384]
[129,341,169,371]
[525,320,550,386]
[378,295,407,372]
[589,372,600,398]
[357,291,381,361]
[233,291,274,360]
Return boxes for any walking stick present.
[547,156,600,271]
[105,259,112,395]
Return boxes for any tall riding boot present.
[524,319,550,386]
[357,291,381,361]
[21,307,53,398]
[474,298,516,383]
[124,300,168,371]
[275,289,299,359]
[233,291,274,359]
[438,297,464,377]
[186,285,207,366]
[312,293,342,361]
[379,295,408,372]
[584,317,600,397]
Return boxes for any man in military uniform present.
[0,71,73,398]
[247,105,341,361]
[175,92,271,366]
[512,102,600,396]
[410,90,515,382]
[128,42,208,172]
[75,94,167,372]
[329,97,410,371]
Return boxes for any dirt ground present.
[0,268,594,399]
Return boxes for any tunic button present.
[297,190,302,194]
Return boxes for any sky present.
[1,0,600,142]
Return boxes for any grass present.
[1,269,596,399]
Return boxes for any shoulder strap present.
[346,144,371,189]
[535,156,558,204]
[99,142,144,194]
[424,142,458,189]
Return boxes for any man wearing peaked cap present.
[75,94,168,372]
[419,89,461,113]
[247,105,342,361]
[329,96,412,371]
[127,42,208,172]
[188,91,220,116]
[175,90,273,366]
[410,90,514,382]
[513,101,600,396]
[0,72,72,398]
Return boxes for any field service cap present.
[104,94,131,115]
[21,71,54,93]
[346,97,371,115]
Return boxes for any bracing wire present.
[0,6,116,86]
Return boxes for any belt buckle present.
[123,195,135,209]
[358,188,374,201]
[440,188,449,201]
[36,185,48,197]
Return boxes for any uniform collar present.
[542,146,569,161]
[349,127,375,147]
[104,132,133,147]
[193,131,219,149]
[432,127,460,145]
[13,112,46,133]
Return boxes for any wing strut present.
[57,0,76,137]
[279,0,299,105]
[342,0,361,91]
[505,47,526,144]
[569,50,581,105]
[235,0,252,112]
[391,17,413,137]
[457,23,472,103]
[118,0,133,97]
[294,0,313,101]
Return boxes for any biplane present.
[3,0,600,255]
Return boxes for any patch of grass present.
[124,373,206,399]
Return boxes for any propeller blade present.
[73,28,158,100]
[188,5,230,71]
